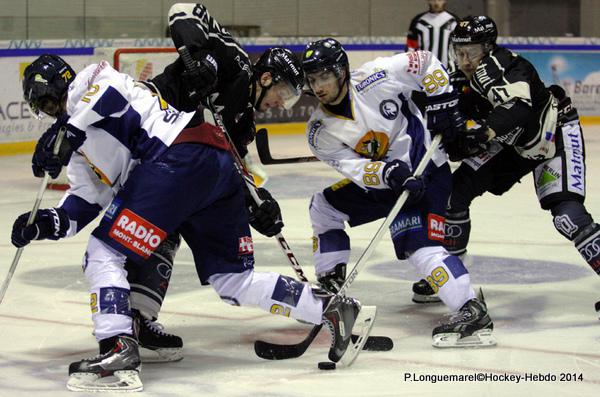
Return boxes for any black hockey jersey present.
[148,3,255,156]
[456,46,559,160]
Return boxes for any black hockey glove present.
[383,159,426,200]
[453,124,492,160]
[11,207,70,248]
[31,114,85,178]
[182,51,218,103]
[317,263,346,294]
[31,114,75,178]
[246,187,284,237]
[425,91,466,145]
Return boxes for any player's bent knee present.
[84,236,129,288]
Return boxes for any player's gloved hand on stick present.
[31,114,74,178]
[317,263,346,294]
[11,207,70,248]
[246,187,284,237]
[425,91,466,145]
[182,51,218,102]
[453,124,493,160]
[383,159,426,200]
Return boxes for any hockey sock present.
[408,246,476,311]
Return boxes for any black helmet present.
[254,48,304,94]
[451,16,498,47]
[253,47,304,110]
[302,38,349,76]
[22,54,75,118]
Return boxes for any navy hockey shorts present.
[92,143,255,284]
[323,163,452,260]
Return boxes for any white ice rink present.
[1,130,600,397]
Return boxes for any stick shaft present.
[1,127,67,304]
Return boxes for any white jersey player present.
[13,54,376,392]
[301,38,495,348]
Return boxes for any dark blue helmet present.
[302,38,349,77]
[22,54,75,118]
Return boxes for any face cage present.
[270,78,302,110]
[26,95,62,120]
[449,43,490,65]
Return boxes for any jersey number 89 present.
[422,70,448,94]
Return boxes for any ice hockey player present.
[20,3,306,366]
[118,3,306,361]
[147,3,305,186]
[301,38,494,348]
[13,54,375,392]
[443,16,600,287]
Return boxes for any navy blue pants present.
[324,163,452,259]
[92,143,254,284]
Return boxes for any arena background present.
[2,0,600,154]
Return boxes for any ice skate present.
[322,295,377,366]
[133,310,183,363]
[432,298,495,348]
[67,335,142,392]
[412,279,441,303]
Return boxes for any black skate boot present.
[322,295,377,366]
[133,310,183,363]
[412,278,441,303]
[67,334,142,392]
[432,298,495,348]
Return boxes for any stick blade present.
[255,128,319,164]
[254,324,323,360]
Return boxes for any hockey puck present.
[318,361,336,370]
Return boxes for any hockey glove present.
[182,51,218,103]
[31,114,74,178]
[317,263,346,294]
[246,187,284,237]
[383,159,426,200]
[425,91,466,145]
[11,207,70,248]
[453,124,492,160]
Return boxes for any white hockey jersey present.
[57,61,195,236]
[306,51,449,190]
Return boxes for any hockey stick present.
[255,128,319,165]
[254,134,442,360]
[0,126,67,305]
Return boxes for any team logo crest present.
[354,131,389,160]
[379,99,399,120]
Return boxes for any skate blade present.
[432,328,496,348]
[412,293,442,304]
[66,370,143,392]
[340,305,377,367]
[140,347,183,363]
